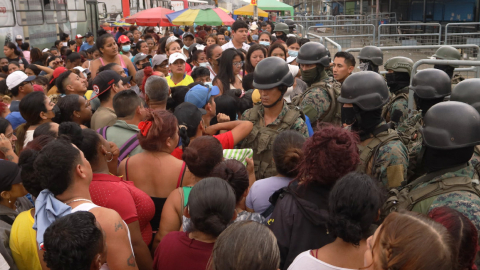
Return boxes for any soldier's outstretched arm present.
[300,89,331,124]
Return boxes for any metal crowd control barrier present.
[377,23,442,46]
[345,44,480,74]
[366,12,397,25]
[325,37,342,55]
[445,22,480,46]
[334,15,366,25]
[278,15,334,21]
[307,24,376,50]
[293,20,335,32]
[408,59,480,112]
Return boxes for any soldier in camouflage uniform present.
[293,42,341,126]
[408,101,480,234]
[382,57,414,127]
[338,71,409,188]
[396,69,451,181]
[242,57,308,180]
[432,45,465,87]
[357,46,383,73]
[450,79,480,169]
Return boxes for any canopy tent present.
[257,0,294,16]
[233,4,268,17]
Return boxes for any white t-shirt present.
[23,130,34,147]
[288,251,357,270]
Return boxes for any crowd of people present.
[0,15,479,270]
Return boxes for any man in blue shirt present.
[80,32,95,52]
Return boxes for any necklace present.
[64,198,93,205]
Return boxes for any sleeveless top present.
[71,202,134,270]
[229,74,243,89]
[99,55,129,76]
[125,158,186,233]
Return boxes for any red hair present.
[428,207,478,270]
[296,123,360,186]
[138,109,178,152]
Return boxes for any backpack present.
[241,104,304,180]
[97,126,140,164]
[357,125,400,176]
[382,165,480,219]
[381,90,408,123]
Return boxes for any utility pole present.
[214,0,218,7]
[253,0,258,19]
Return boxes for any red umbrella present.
[125,7,176,26]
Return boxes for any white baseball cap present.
[6,71,36,90]
[15,35,23,40]
[42,48,50,53]
[169,52,187,64]
[251,24,258,30]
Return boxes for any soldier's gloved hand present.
[217,113,230,123]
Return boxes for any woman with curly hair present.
[268,124,360,270]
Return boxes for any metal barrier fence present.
[334,15,366,25]
[307,24,376,50]
[366,12,397,25]
[377,23,442,46]
[293,20,335,31]
[324,37,342,56]
[408,59,480,111]
[345,44,480,75]
[445,22,480,46]
[277,15,335,22]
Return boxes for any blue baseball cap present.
[185,84,220,108]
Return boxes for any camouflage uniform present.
[382,87,409,127]
[241,102,309,138]
[396,112,426,181]
[410,165,480,233]
[357,121,409,188]
[292,71,340,126]
[451,73,465,88]
[470,146,480,169]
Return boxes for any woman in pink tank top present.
[89,33,136,79]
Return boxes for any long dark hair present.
[214,48,244,93]
[245,44,266,74]
[5,42,23,58]
[30,48,43,64]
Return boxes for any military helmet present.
[296,42,331,67]
[432,45,462,68]
[420,101,480,150]
[338,71,389,111]
[384,57,414,74]
[253,57,294,90]
[432,45,462,61]
[273,23,289,35]
[410,69,451,99]
[358,46,383,66]
[450,79,480,114]
[284,19,295,27]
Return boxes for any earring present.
[105,152,114,162]
[8,200,11,204]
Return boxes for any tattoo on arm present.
[127,253,136,267]
[115,221,124,232]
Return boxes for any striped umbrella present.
[166,5,234,26]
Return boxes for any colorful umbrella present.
[166,5,234,26]
[234,4,268,17]
[218,7,231,14]
[125,7,175,26]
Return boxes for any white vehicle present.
[0,0,103,55]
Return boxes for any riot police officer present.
[450,78,480,169]
[382,56,414,126]
[338,71,409,188]
[358,46,383,73]
[241,57,308,180]
[293,42,341,126]
[396,68,452,181]
[408,101,480,232]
